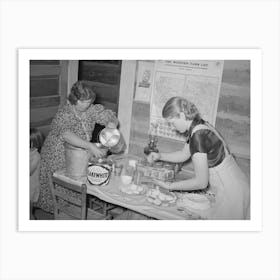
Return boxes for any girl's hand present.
[147,152,161,163]
[87,143,107,158]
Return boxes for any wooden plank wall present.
[216,60,250,158]
[216,60,250,178]
[78,61,121,114]
[30,60,69,137]
[128,60,250,178]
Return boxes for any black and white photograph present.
[1,1,280,280]
[28,58,251,221]
[18,48,261,231]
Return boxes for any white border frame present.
[19,48,262,232]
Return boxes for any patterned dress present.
[36,103,118,213]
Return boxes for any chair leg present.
[88,195,125,219]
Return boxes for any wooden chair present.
[88,196,119,216]
[50,175,112,220]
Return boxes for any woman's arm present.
[63,131,105,158]
[154,152,209,191]
[63,131,91,149]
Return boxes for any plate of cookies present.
[146,185,177,207]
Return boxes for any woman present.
[36,81,119,214]
[147,97,250,220]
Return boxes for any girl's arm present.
[149,143,191,163]
[154,152,209,191]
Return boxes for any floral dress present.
[36,103,118,213]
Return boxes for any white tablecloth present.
[54,175,201,220]
[53,155,199,220]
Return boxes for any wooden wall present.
[78,60,122,114]
[216,61,250,158]
[30,60,69,137]
[216,60,250,178]
[128,60,250,178]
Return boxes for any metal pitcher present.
[98,127,126,154]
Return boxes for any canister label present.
[87,164,111,186]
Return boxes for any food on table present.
[146,186,177,206]
[147,197,161,206]
[120,183,145,195]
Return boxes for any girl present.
[147,97,250,220]
[30,128,45,219]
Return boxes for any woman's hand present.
[87,143,107,158]
[106,122,117,129]
[147,152,161,163]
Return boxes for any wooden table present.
[53,156,197,220]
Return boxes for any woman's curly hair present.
[68,80,96,105]
[162,96,200,120]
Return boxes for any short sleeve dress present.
[181,119,250,220]
[36,103,118,213]
[189,129,225,168]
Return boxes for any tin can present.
[64,143,89,180]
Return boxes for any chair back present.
[50,175,87,220]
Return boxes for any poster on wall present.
[134,61,154,102]
[150,60,224,141]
